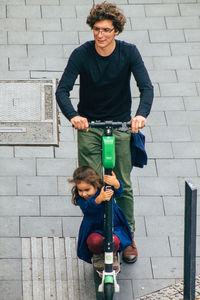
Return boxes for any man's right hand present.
[70,116,89,131]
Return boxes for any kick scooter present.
[89,120,131,300]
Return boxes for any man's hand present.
[70,116,89,131]
[131,115,146,133]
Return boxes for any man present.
[56,2,153,264]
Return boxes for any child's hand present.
[95,187,114,204]
[103,171,120,189]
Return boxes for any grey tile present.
[0,158,36,176]
[169,236,200,256]
[146,142,173,159]
[134,196,164,216]
[62,216,82,237]
[18,176,57,196]
[138,177,180,196]
[151,126,191,142]
[0,259,21,280]
[40,196,82,216]
[37,158,76,176]
[113,279,133,300]
[135,216,147,237]
[157,159,197,177]
[163,196,184,216]
[0,281,22,300]
[0,238,21,258]
[0,217,19,237]
[118,258,153,279]
[151,257,183,279]
[136,237,170,257]
[0,177,16,195]
[20,217,62,237]
[145,216,184,236]
[0,196,39,216]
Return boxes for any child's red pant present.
[86,232,120,254]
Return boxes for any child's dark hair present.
[68,166,103,205]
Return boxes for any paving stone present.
[30,70,62,79]
[44,32,79,45]
[61,17,90,31]
[42,5,76,18]
[135,237,170,257]
[166,16,200,29]
[37,158,76,176]
[55,141,77,158]
[132,279,175,299]
[183,96,200,110]
[62,216,82,237]
[117,30,149,43]
[9,57,45,71]
[184,29,200,42]
[40,196,82,216]
[0,146,13,157]
[45,57,67,71]
[0,238,21,258]
[57,176,74,195]
[131,17,165,30]
[160,83,197,96]
[1,0,25,3]
[28,45,63,57]
[189,56,200,69]
[172,142,200,158]
[0,281,22,300]
[163,196,184,216]
[0,196,39,216]
[0,217,19,237]
[190,125,200,141]
[157,159,197,177]
[149,70,177,83]
[15,146,54,157]
[0,177,16,195]
[145,216,183,236]
[0,5,6,18]
[27,18,61,31]
[7,5,41,18]
[134,196,164,216]
[21,217,62,237]
[134,216,147,237]
[0,70,30,79]
[166,111,200,125]
[118,258,153,279]
[170,42,200,56]
[169,236,200,256]
[0,259,21,280]
[149,29,185,43]
[178,177,200,196]
[144,4,179,16]
[146,142,173,159]
[154,56,190,70]
[0,158,35,176]
[131,175,140,196]
[0,45,27,57]
[138,177,180,196]
[151,257,183,279]
[177,70,200,82]
[179,4,200,16]
[132,159,157,177]
[197,160,200,176]
[8,32,43,44]
[27,0,59,4]
[151,126,191,142]
[0,31,7,44]
[18,176,57,195]
[0,57,8,71]
[113,279,133,300]
[59,126,77,142]
[61,0,93,3]
[137,43,171,56]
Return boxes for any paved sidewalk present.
[0,0,200,299]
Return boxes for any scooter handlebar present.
[89,120,131,129]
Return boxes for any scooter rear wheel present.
[104,283,114,300]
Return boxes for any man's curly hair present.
[86,1,126,33]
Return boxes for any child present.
[69,166,132,270]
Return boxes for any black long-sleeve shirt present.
[56,40,154,122]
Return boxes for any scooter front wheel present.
[104,283,114,300]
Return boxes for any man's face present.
[93,19,118,51]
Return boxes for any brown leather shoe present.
[122,233,138,264]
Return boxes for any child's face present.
[77,181,98,200]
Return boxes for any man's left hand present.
[131,115,146,133]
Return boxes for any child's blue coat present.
[76,182,132,263]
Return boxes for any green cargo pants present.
[77,128,135,232]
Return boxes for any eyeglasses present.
[93,26,115,35]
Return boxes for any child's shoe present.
[93,253,104,271]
